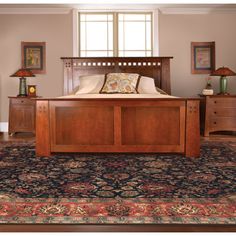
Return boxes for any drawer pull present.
[214,111,217,114]
[21,100,24,103]
[214,122,217,124]
[214,101,217,104]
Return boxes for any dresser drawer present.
[11,98,34,105]
[210,117,236,131]
[210,107,236,117]
[209,97,236,108]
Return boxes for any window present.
[79,12,153,57]
[80,13,114,57]
[118,13,152,57]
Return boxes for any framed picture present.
[191,42,215,74]
[21,42,46,74]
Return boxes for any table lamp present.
[10,69,35,97]
[211,66,236,95]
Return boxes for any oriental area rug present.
[0,141,235,224]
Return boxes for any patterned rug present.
[0,141,235,224]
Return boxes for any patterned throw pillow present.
[100,73,140,94]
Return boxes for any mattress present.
[58,94,177,99]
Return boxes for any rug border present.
[1,140,235,231]
[0,223,236,232]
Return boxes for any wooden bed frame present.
[36,57,200,158]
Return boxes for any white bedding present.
[60,74,176,99]
[59,94,176,99]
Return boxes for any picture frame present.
[21,42,46,74]
[191,42,215,74]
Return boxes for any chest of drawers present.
[203,95,236,136]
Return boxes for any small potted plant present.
[202,77,214,95]
[205,77,212,89]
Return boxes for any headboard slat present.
[61,57,173,95]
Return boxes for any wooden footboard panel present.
[36,99,200,157]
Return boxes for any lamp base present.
[17,94,28,97]
[18,77,27,97]
[219,76,228,95]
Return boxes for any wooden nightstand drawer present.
[8,97,36,135]
[209,98,236,108]
[203,95,236,136]
[11,98,35,105]
[210,117,236,131]
[210,108,236,117]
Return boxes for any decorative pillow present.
[100,73,140,94]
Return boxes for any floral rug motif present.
[0,141,235,224]
[0,197,235,224]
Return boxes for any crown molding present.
[0,8,72,14]
[0,6,236,15]
[160,7,236,14]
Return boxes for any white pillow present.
[74,74,160,95]
[75,74,105,94]
[138,76,160,94]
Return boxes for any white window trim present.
[72,8,159,57]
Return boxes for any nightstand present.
[8,97,36,135]
[201,95,236,136]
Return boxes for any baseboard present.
[0,122,8,132]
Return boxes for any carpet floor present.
[0,141,235,224]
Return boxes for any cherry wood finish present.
[36,57,200,158]
[203,95,236,136]
[8,97,36,135]
[185,100,200,157]
[61,57,173,95]
[35,101,50,156]
[36,98,200,157]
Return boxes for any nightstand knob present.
[214,111,217,114]
[21,100,24,103]
[214,101,217,104]
[214,122,217,124]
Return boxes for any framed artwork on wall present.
[191,42,215,74]
[21,42,46,74]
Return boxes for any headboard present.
[61,57,173,95]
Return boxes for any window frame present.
[79,12,114,57]
[73,9,159,57]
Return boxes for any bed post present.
[36,100,51,157]
[185,99,200,158]
[161,58,171,95]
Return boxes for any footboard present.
[36,99,200,158]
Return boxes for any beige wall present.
[159,13,236,97]
[0,13,73,122]
[1,11,236,124]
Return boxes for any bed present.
[36,57,200,158]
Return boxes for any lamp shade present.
[211,67,236,77]
[10,68,35,78]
